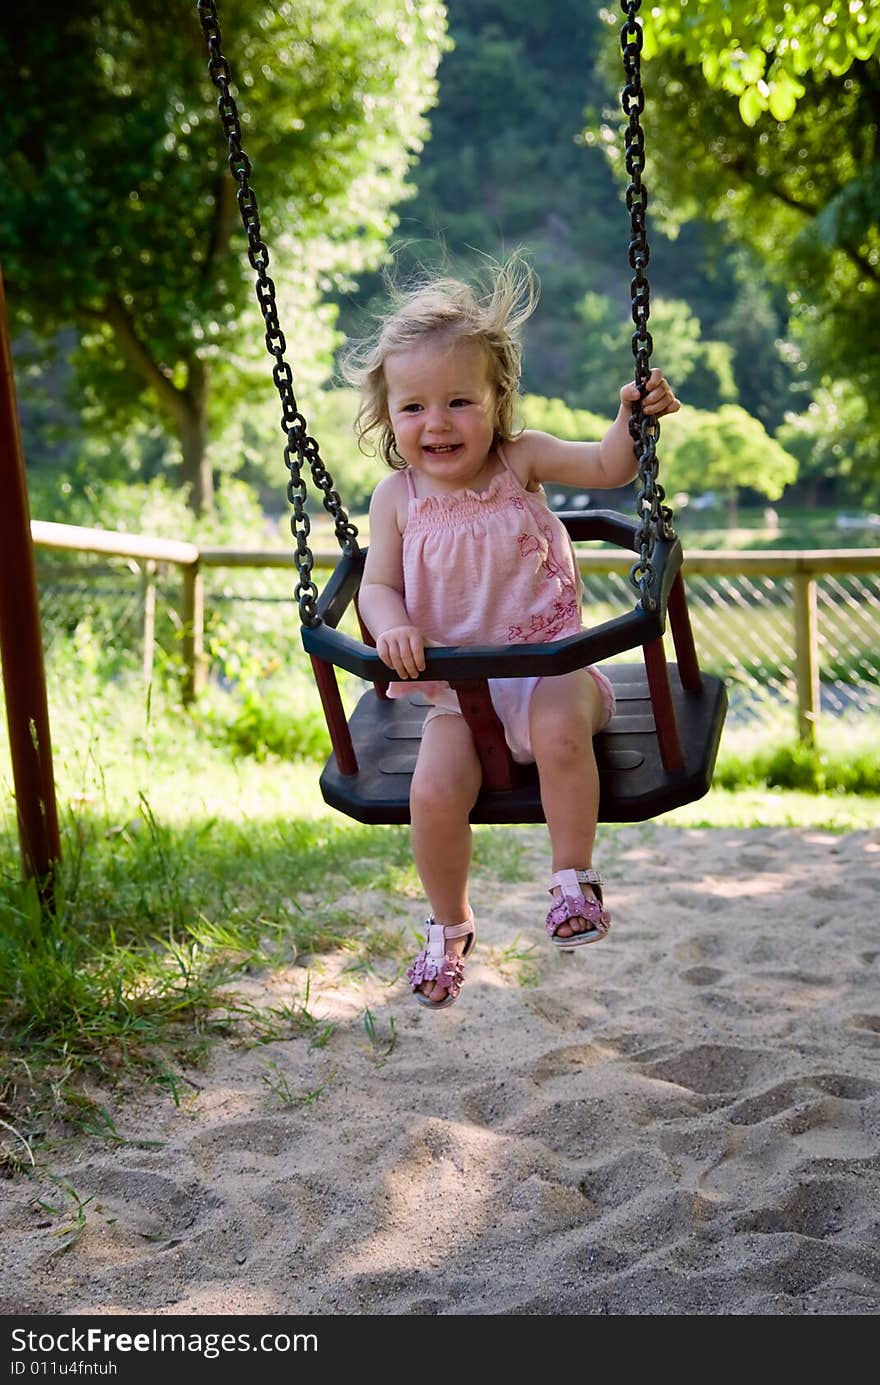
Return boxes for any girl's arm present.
[359,475,426,679]
[508,367,679,492]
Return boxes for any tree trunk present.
[179,403,214,516]
[96,297,215,516]
[726,489,738,528]
[180,357,213,516]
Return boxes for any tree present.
[777,380,878,506]
[661,405,798,524]
[642,2,880,125]
[572,294,737,415]
[333,1,629,402]
[590,3,880,489]
[0,1,447,513]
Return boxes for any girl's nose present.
[424,407,450,432]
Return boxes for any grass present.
[1,662,879,1155]
[0,669,533,1144]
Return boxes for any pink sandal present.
[407,914,475,1008]
[546,868,611,949]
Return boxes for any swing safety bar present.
[302,511,704,788]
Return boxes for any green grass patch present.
[663,787,880,831]
[712,713,880,794]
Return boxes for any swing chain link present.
[620,0,675,614]
[196,0,359,628]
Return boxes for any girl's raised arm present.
[510,368,679,493]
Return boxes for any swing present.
[197,0,727,825]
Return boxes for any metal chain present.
[196,0,359,627]
[620,0,675,613]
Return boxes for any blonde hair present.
[341,254,538,468]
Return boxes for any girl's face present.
[384,335,498,492]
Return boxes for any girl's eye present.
[401,403,423,413]
[450,398,470,408]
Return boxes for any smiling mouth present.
[423,443,461,454]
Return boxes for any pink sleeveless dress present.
[387,445,615,761]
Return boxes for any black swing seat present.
[301,512,727,825]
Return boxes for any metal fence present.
[30,522,880,741]
[577,566,880,730]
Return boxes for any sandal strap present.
[548,867,603,897]
[424,914,474,959]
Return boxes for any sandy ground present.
[1,824,879,1317]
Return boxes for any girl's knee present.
[410,764,475,819]
[411,720,480,817]
[530,677,599,760]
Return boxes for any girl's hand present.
[620,368,681,417]
[376,624,426,680]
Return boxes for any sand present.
[1,824,879,1317]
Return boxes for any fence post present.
[141,559,157,686]
[793,571,819,744]
[180,559,206,704]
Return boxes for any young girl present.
[345,260,679,1009]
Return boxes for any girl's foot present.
[407,915,475,1008]
[546,868,611,947]
[551,884,600,937]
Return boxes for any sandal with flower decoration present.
[546,868,611,950]
[407,913,475,1009]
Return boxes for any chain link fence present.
[578,569,880,724]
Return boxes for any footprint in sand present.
[735,1176,871,1239]
[185,1116,302,1170]
[672,934,724,967]
[681,965,725,987]
[847,1013,880,1035]
[639,1043,771,1097]
[727,1073,878,1128]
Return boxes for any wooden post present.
[180,561,206,704]
[141,560,157,686]
[643,638,684,773]
[0,262,61,882]
[451,680,517,791]
[667,571,702,693]
[310,655,358,775]
[793,572,820,744]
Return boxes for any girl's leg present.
[409,711,482,1002]
[529,670,606,938]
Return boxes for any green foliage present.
[518,393,610,443]
[27,466,266,543]
[202,688,331,764]
[777,380,878,502]
[660,405,799,501]
[591,7,880,491]
[715,737,880,796]
[306,387,382,515]
[572,294,738,414]
[1,1,448,508]
[644,2,880,125]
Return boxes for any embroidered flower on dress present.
[508,598,579,643]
